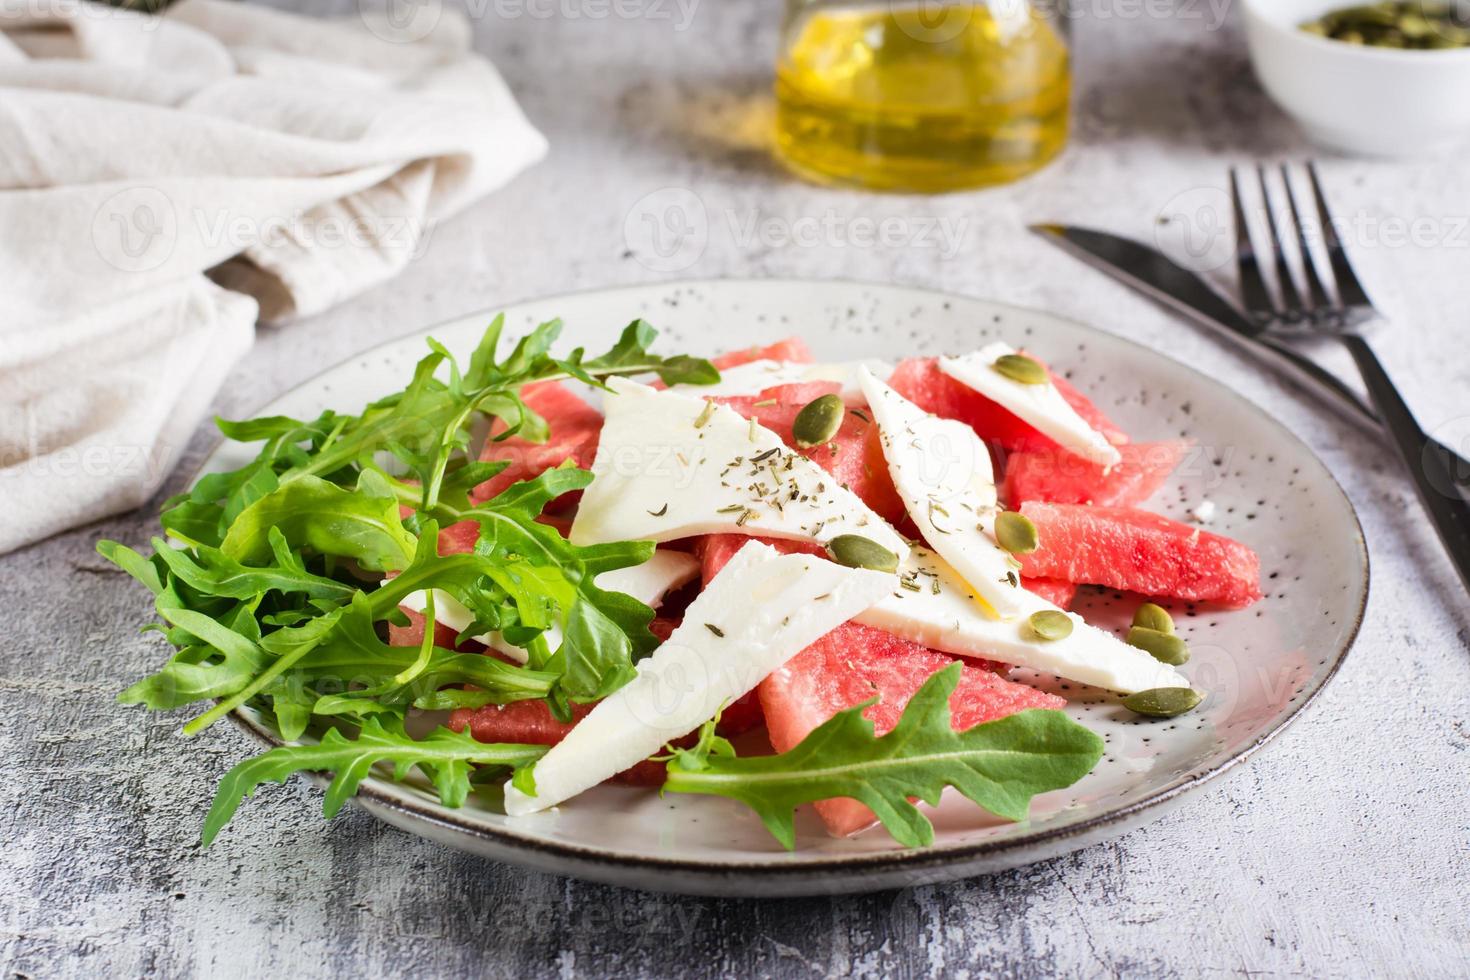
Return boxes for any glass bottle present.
[774,0,1072,192]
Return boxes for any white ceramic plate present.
[217,280,1367,896]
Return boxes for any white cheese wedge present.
[570,377,908,558]
[399,549,700,664]
[672,358,894,404]
[503,541,894,816]
[939,343,1122,467]
[859,368,1026,620]
[857,547,1189,694]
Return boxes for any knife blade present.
[1031,223,1470,493]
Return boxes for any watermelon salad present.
[102,316,1262,851]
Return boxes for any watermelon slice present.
[472,381,602,506]
[436,518,482,555]
[1022,577,1077,610]
[451,700,663,785]
[1004,440,1191,508]
[697,532,821,586]
[888,357,1127,455]
[716,380,842,418]
[714,381,906,527]
[711,337,813,370]
[388,607,477,653]
[1018,502,1263,608]
[759,622,1066,837]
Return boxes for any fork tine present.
[1307,161,1372,309]
[1230,167,1276,320]
[1257,165,1305,319]
[1280,164,1334,314]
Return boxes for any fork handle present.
[1341,333,1470,594]
[1258,335,1470,490]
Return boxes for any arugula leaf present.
[164,316,718,540]
[221,472,415,572]
[288,594,557,720]
[103,313,725,841]
[432,469,659,701]
[574,318,720,387]
[662,665,1105,849]
[201,716,547,846]
[151,531,355,604]
[119,598,272,710]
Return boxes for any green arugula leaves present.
[103,316,715,842]
[663,664,1105,849]
[201,717,548,846]
[158,317,714,549]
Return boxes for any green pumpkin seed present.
[1123,687,1203,718]
[1302,2,1470,48]
[1131,602,1175,635]
[1399,13,1432,37]
[994,511,1039,554]
[793,394,844,449]
[991,352,1048,386]
[1027,610,1074,642]
[826,534,900,573]
[1126,626,1190,666]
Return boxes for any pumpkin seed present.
[1302,2,1470,48]
[1399,13,1432,37]
[1126,626,1190,666]
[1123,687,1203,718]
[991,352,1048,386]
[826,534,900,573]
[1131,602,1175,635]
[1027,610,1074,642]
[994,511,1040,554]
[792,394,844,448]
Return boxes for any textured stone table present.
[5,1,1469,976]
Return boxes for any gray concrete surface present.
[4,1,1469,976]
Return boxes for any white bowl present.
[1242,0,1470,157]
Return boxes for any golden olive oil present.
[774,3,1070,192]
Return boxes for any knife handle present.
[1342,332,1470,592]
[1258,335,1470,494]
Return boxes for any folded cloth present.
[0,0,547,554]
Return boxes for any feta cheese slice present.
[399,549,699,664]
[859,368,1026,619]
[857,547,1189,694]
[672,358,894,404]
[570,377,908,558]
[939,343,1122,467]
[503,541,894,816]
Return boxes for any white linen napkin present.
[0,0,547,554]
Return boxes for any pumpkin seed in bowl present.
[1301,2,1470,49]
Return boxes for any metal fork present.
[1231,162,1470,594]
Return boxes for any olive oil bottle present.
[774,2,1071,192]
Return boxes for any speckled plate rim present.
[216,277,1369,894]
